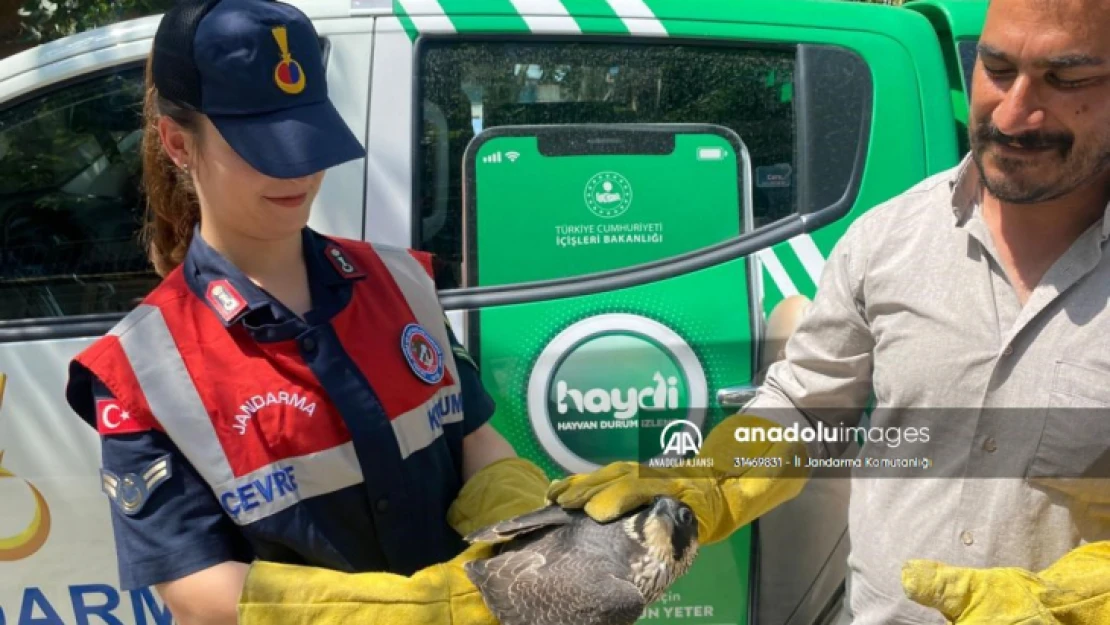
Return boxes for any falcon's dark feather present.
[463,496,699,625]
[464,502,575,544]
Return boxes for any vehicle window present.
[0,65,157,322]
[958,39,979,96]
[416,40,799,291]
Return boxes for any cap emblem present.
[271,26,306,95]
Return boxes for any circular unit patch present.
[401,323,445,384]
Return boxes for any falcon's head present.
[623,495,700,603]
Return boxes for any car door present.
[367,3,961,624]
[0,52,171,625]
[906,0,987,156]
[0,12,373,623]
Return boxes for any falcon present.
[463,494,699,625]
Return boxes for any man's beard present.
[969,120,1110,204]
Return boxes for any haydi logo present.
[528,314,708,475]
[555,372,680,420]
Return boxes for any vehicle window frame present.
[409,34,873,311]
[956,37,978,98]
[411,34,799,267]
[0,60,154,342]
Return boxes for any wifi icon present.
[505,151,521,163]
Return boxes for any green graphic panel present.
[469,127,756,624]
[471,132,741,285]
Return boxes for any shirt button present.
[375,498,389,513]
[983,437,997,453]
[961,531,974,546]
[301,337,317,353]
[1002,345,1013,356]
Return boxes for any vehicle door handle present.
[717,384,759,408]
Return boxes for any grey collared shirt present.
[745,156,1110,624]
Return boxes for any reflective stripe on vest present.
[110,304,364,525]
[372,244,464,458]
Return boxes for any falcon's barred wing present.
[465,543,646,625]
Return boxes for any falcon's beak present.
[650,496,691,527]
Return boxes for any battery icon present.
[697,146,727,161]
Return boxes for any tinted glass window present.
[416,40,798,290]
[958,39,979,96]
[0,66,157,321]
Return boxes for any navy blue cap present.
[151,0,366,179]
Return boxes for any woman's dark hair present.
[139,55,203,277]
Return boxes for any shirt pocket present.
[1026,361,1110,506]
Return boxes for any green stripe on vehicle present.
[393,1,419,41]
[606,0,668,36]
[774,242,818,295]
[395,0,458,39]
[439,0,531,32]
[757,249,798,295]
[559,0,629,34]
[449,15,537,33]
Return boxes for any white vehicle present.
[0,1,983,623]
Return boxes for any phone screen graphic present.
[466,125,745,287]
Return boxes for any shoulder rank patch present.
[206,279,247,323]
[443,314,478,371]
[452,344,478,371]
[101,455,172,516]
[325,244,366,279]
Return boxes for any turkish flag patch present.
[96,399,146,435]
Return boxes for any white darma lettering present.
[557,372,678,420]
[234,392,317,435]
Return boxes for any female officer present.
[63,1,548,624]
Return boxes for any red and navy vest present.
[68,238,471,575]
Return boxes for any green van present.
[0,1,985,623]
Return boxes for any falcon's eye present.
[676,507,693,526]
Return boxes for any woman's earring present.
[181,163,190,174]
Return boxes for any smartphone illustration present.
[458,124,758,625]
[462,124,749,287]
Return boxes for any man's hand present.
[901,541,1110,624]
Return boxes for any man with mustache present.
[549,0,1110,622]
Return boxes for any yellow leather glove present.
[239,542,498,625]
[448,456,550,537]
[239,455,550,625]
[902,541,1110,624]
[547,413,809,545]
